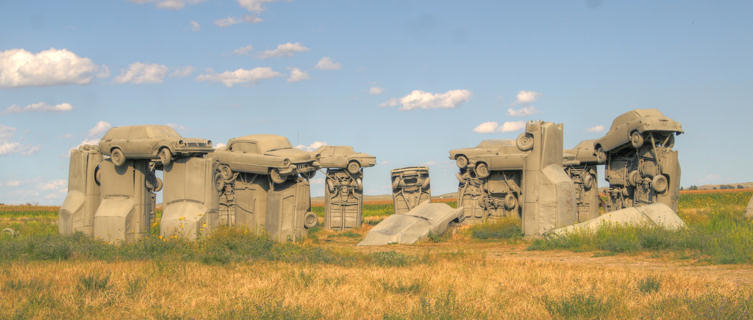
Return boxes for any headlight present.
[178,140,184,145]
[283,158,291,166]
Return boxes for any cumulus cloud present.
[130,0,203,10]
[39,179,66,191]
[233,45,254,56]
[369,86,383,95]
[4,180,21,187]
[287,68,310,83]
[169,66,195,78]
[314,57,341,70]
[0,124,39,156]
[87,121,111,138]
[0,48,108,87]
[190,20,200,31]
[381,89,472,111]
[259,42,309,59]
[238,0,279,12]
[473,121,526,134]
[5,102,73,113]
[196,67,281,87]
[114,62,168,84]
[215,17,242,27]
[515,90,540,104]
[295,141,327,152]
[507,106,538,117]
[587,125,606,133]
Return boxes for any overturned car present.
[99,125,213,167]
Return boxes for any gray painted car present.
[99,125,213,167]
[313,145,376,174]
[449,139,527,179]
[212,134,319,184]
[596,108,683,153]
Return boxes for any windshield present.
[256,136,292,153]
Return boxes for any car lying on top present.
[563,139,605,166]
[596,108,683,153]
[212,134,319,184]
[98,125,213,167]
[313,145,376,174]
[448,139,529,179]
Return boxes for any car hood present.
[265,148,315,163]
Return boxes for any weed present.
[469,218,523,241]
[542,293,613,319]
[368,251,412,267]
[638,276,661,294]
[77,273,111,292]
[378,279,424,295]
[126,277,147,296]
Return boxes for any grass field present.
[1,191,752,319]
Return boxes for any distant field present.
[1,190,753,319]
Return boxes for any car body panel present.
[449,139,527,171]
[314,145,376,169]
[212,134,318,175]
[98,125,213,159]
[597,108,683,152]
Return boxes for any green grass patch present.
[638,276,661,294]
[469,218,523,241]
[542,293,614,319]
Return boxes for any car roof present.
[103,125,178,138]
[477,139,514,148]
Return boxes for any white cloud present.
[131,0,203,10]
[4,180,21,187]
[287,68,310,83]
[214,143,226,149]
[473,121,499,133]
[381,89,472,111]
[499,121,526,132]
[215,17,242,27]
[507,106,538,117]
[196,67,281,87]
[87,121,111,138]
[295,141,327,152]
[515,90,540,104]
[166,123,187,132]
[169,66,195,78]
[0,48,107,87]
[369,86,384,95]
[5,102,73,113]
[238,0,279,12]
[314,56,341,70]
[243,15,263,23]
[0,125,39,156]
[114,62,168,84]
[473,120,526,134]
[233,45,254,56]
[39,179,66,191]
[259,42,309,59]
[587,125,606,133]
[190,20,200,31]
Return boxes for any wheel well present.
[155,146,172,156]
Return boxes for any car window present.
[231,142,258,153]
[129,127,149,139]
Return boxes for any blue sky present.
[1,0,752,204]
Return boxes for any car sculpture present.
[449,139,528,179]
[99,125,213,167]
[313,145,376,174]
[212,134,319,184]
[595,108,683,154]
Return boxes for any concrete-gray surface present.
[358,201,463,246]
[549,203,685,236]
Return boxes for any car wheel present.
[516,133,534,151]
[94,165,102,185]
[652,175,668,193]
[630,131,644,149]
[628,170,641,187]
[111,148,126,167]
[595,146,607,163]
[214,173,225,192]
[219,164,233,180]
[583,174,594,190]
[456,155,468,169]
[475,162,490,179]
[504,193,517,210]
[159,148,173,166]
[304,211,318,229]
[269,168,286,184]
[347,161,361,175]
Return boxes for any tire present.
[158,148,173,167]
[628,170,641,187]
[455,155,468,169]
[214,173,225,192]
[111,148,126,167]
[504,193,517,210]
[652,175,668,193]
[269,168,286,184]
[219,164,233,180]
[304,211,318,229]
[630,131,644,149]
[347,161,361,175]
[475,162,490,179]
[595,146,607,163]
[583,174,594,190]
[516,133,534,151]
[94,165,102,185]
